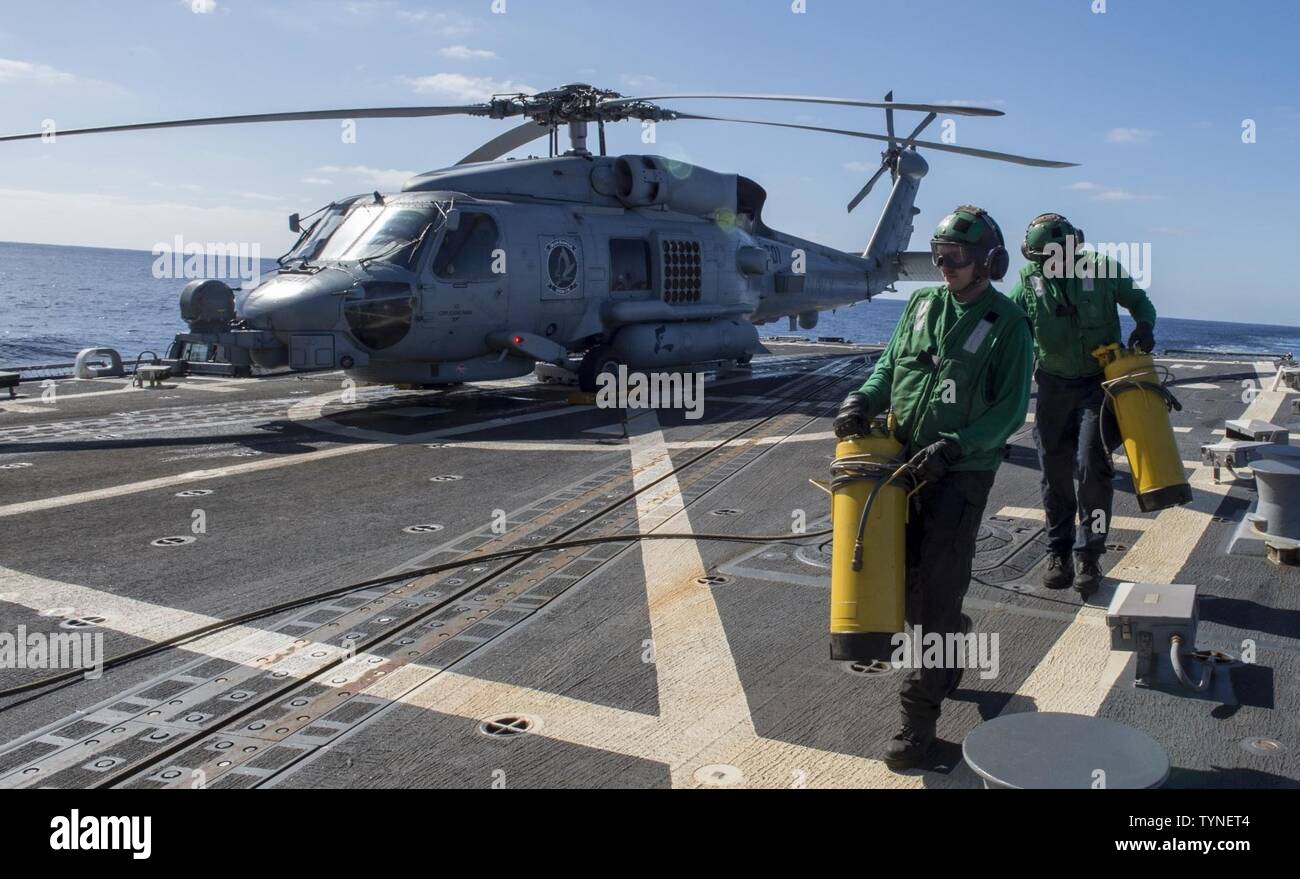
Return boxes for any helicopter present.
[1,83,1075,391]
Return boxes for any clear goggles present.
[930,241,978,270]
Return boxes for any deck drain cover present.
[693,764,744,787]
[429,474,463,482]
[477,714,538,739]
[795,540,834,570]
[843,660,896,677]
[709,508,742,517]
[1240,737,1285,756]
[176,489,213,498]
[151,536,196,547]
[403,524,444,534]
[695,574,732,588]
[60,615,107,630]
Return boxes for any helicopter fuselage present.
[202,150,920,386]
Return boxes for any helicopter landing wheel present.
[578,347,621,392]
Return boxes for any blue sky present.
[0,0,1297,323]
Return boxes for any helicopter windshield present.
[282,201,356,264]
[313,204,442,270]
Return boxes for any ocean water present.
[1,240,1298,366]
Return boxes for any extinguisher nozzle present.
[851,543,864,571]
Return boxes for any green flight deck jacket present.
[856,284,1034,472]
[1006,250,1157,380]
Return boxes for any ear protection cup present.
[965,206,1008,281]
[985,245,1009,281]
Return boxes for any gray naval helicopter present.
[2,84,1074,390]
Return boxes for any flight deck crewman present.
[1006,214,1157,598]
[833,206,1033,771]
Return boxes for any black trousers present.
[898,469,995,729]
[1032,369,1121,559]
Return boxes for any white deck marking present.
[994,505,1154,532]
[294,406,931,788]
[1008,361,1286,717]
[0,565,295,655]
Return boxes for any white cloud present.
[619,74,663,91]
[345,2,475,36]
[0,57,78,86]
[238,191,281,201]
[1093,189,1140,201]
[401,73,536,102]
[1106,127,1155,144]
[185,0,218,13]
[0,187,291,253]
[300,177,334,185]
[397,9,474,34]
[941,98,1007,108]
[1064,180,1155,201]
[844,160,878,173]
[1092,188,1161,202]
[439,46,496,61]
[317,165,417,189]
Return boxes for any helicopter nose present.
[238,271,351,333]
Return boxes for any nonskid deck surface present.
[0,345,1295,788]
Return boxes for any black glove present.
[1128,322,1155,353]
[912,438,962,484]
[833,393,874,438]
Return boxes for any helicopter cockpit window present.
[337,206,440,270]
[431,212,500,282]
[283,203,354,264]
[316,204,386,263]
[609,239,652,292]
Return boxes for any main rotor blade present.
[669,113,1077,168]
[0,105,491,143]
[846,163,890,214]
[601,93,1003,117]
[457,121,552,165]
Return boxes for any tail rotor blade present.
[847,163,890,214]
[900,112,937,149]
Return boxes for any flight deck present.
[0,342,1296,789]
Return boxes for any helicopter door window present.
[431,212,500,282]
[609,238,651,292]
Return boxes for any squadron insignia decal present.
[545,240,579,294]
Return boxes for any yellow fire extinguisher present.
[820,418,911,662]
[1093,343,1193,513]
